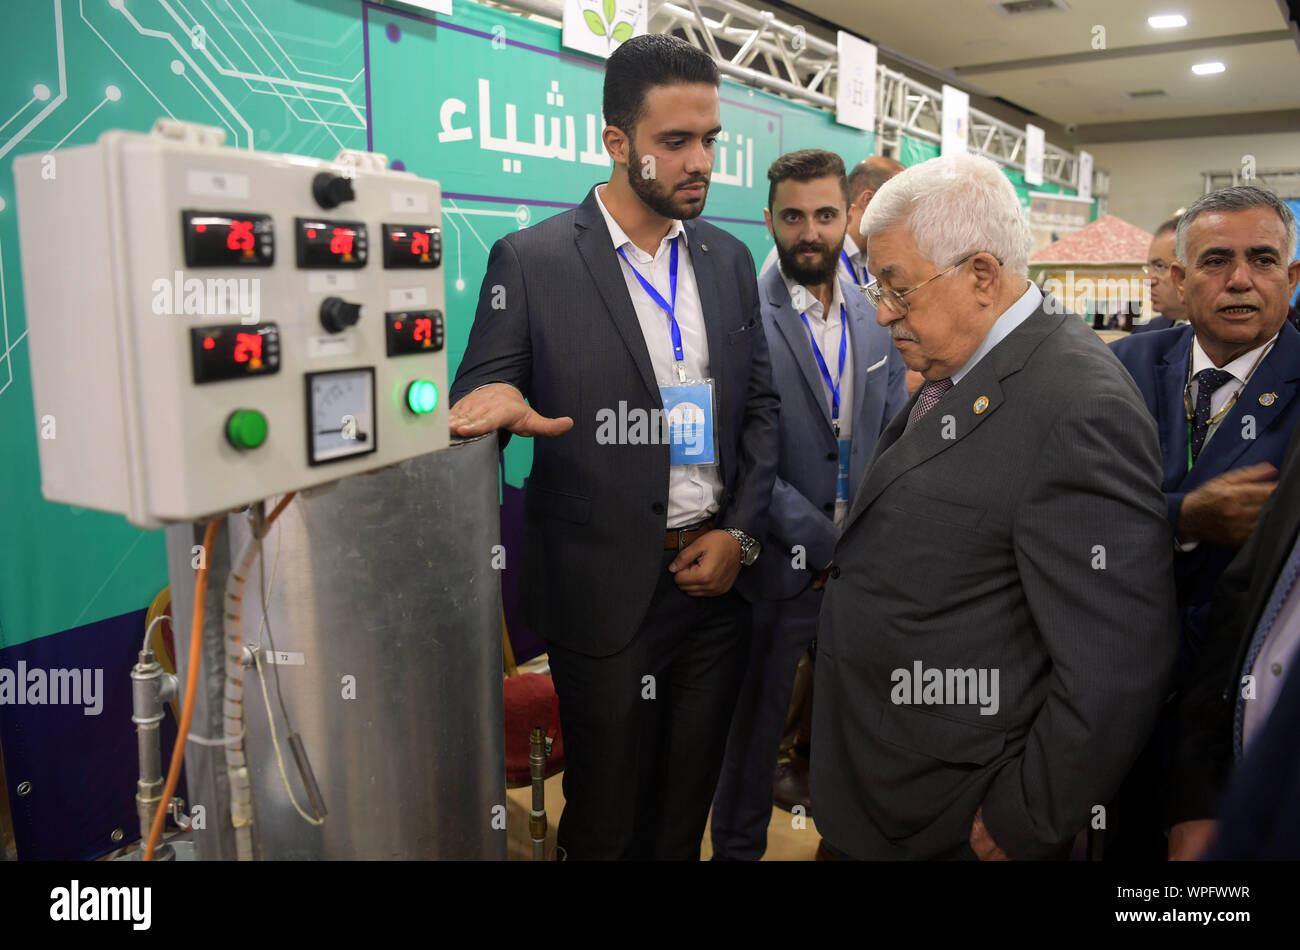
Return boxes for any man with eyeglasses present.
[1106,185,1300,860]
[1132,217,1187,334]
[811,152,1176,860]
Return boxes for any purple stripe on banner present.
[443,191,764,227]
[362,3,373,152]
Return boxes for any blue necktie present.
[1190,368,1234,464]
[1233,530,1300,759]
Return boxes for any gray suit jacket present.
[751,267,907,600]
[811,299,1179,859]
[449,186,780,657]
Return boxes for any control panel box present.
[14,120,449,527]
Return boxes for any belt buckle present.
[676,526,690,549]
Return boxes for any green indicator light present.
[226,409,268,449]
[407,380,438,414]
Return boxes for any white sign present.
[1024,124,1044,186]
[941,85,970,157]
[1077,150,1093,201]
[562,0,646,59]
[835,32,877,132]
[398,0,452,14]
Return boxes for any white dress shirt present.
[595,185,722,529]
[1188,333,1279,451]
[781,268,854,527]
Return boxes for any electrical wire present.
[140,612,169,656]
[253,649,324,826]
[143,519,218,861]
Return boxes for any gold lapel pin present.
[973,396,990,414]
[1260,392,1277,406]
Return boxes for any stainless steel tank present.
[166,435,506,859]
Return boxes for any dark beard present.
[775,236,840,286]
[626,141,709,221]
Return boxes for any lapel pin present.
[1260,392,1277,406]
[699,242,709,252]
[973,396,989,414]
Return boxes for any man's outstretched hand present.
[448,383,574,438]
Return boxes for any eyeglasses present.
[1142,261,1172,276]
[863,251,1001,318]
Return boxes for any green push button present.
[226,409,268,449]
[407,380,438,414]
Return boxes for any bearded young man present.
[448,34,778,860]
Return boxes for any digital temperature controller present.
[296,218,367,268]
[387,310,445,356]
[181,211,274,267]
[382,224,442,268]
[190,323,281,384]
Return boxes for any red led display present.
[182,211,274,267]
[386,310,445,356]
[296,218,367,269]
[382,224,441,269]
[191,324,281,384]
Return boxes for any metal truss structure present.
[1203,168,1300,199]
[477,0,1107,203]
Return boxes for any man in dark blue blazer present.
[1131,217,1186,335]
[1108,185,1300,859]
[710,150,907,859]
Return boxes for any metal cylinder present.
[130,652,172,861]
[169,435,506,859]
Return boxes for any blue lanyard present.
[800,304,848,425]
[840,250,860,286]
[618,237,683,365]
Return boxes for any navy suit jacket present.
[1130,315,1176,334]
[1110,321,1300,672]
[749,268,907,600]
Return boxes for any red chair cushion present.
[503,672,565,786]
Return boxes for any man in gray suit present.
[448,35,778,860]
[710,150,907,859]
[812,153,1179,860]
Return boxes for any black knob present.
[313,172,355,209]
[320,296,362,333]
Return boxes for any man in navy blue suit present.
[710,150,907,859]
[1131,217,1186,334]
[1108,185,1300,859]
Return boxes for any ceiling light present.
[1148,14,1188,28]
[1192,61,1225,75]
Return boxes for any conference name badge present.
[837,438,852,502]
[659,380,717,466]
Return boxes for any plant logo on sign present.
[583,0,635,45]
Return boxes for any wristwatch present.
[723,528,760,566]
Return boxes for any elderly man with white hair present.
[810,153,1180,860]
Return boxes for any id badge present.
[836,438,851,502]
[659,379,717,466]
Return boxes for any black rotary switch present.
[320,296,362,333]
[312,171,356,209]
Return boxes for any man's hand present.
[448,383,574,439]
[1168,819,1218,861]
[669,529,742,597]
[811,567,832,591]
[970,805,1010,861]
[1177,463,1278,547]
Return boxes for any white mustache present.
[890,325,918,342]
